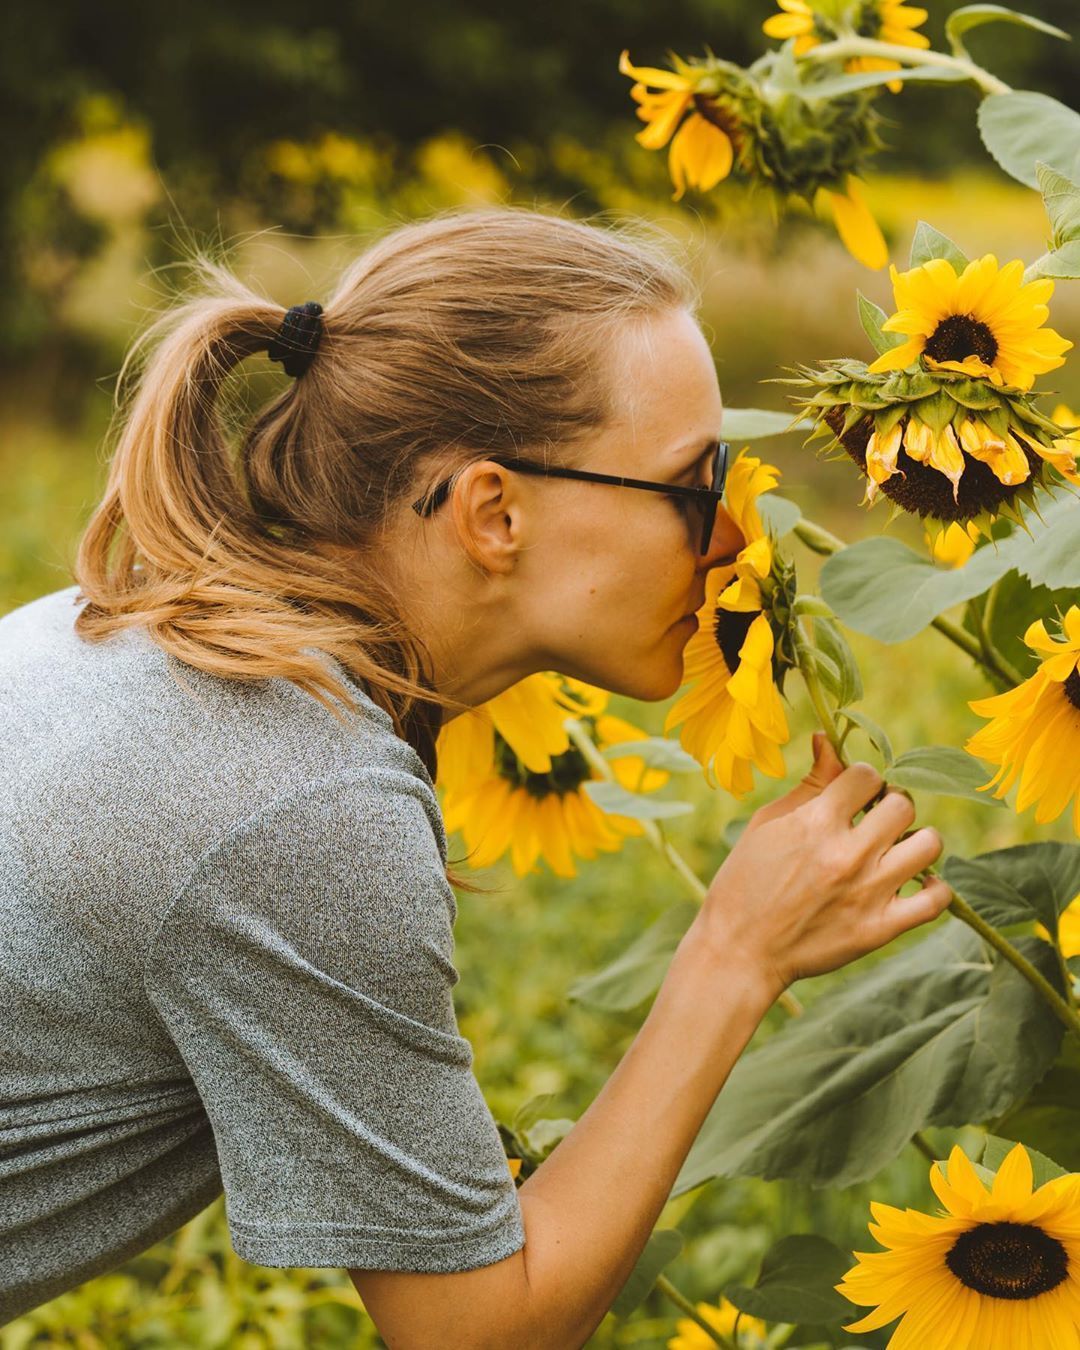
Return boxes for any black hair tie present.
[267,301,323,378]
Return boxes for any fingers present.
[853,788,916,852]
[878,826,945,891]
[874,877,954,946]
[817,760,885,823]
[747,732,847,827]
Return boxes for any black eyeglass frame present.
[410,440,730,556]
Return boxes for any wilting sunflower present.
[764,0,931,93]
[784,252,1079,526]
[867,254,1073,392]
[667,1298,767,1349]
[618,51,747,201]
[838,1142,1080,1346]
[618,49,887,267]
[439,676,670,877]
[665,450,792,798]
[966,607,1080,836]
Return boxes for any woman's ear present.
[448,461,522,575]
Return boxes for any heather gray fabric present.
[0,585,524,1325]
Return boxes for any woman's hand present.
[692,732,951,998]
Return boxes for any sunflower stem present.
[802,36,1011,97]
[964,594,1025,690]
[793,622,1080,1040]
[910,1130,937,1165]
[562,717,804,1017]
[792,517,1025,687]
[655,1275,735,1349]
[948,892,1080,1039]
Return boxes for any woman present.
[0,208,948,1343]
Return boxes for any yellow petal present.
[826,176,888,270]
[668,112,733,200]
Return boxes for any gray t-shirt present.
[0,586,524,1324]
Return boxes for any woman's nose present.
[697,503,745,570]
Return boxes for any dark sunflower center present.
[924,314,999,366]
[713,608,757,674]
[1064,665,1080,711]
[496,730,591,799]
[945,1222,1069,1300]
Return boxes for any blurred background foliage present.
[2,1,1078,1346]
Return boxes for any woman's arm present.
[350,738,950,1348]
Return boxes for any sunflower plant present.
[618,2,1074,277]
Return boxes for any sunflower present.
[618,51,743,201]
[668,1298,767,1349]
[867,255,1073,392]
[664,450,791,798]
[439,676,671,877]
[764,0,931,94]
[837,1142,1080,1346]
[966,607,1080,836]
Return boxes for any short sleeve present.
[143,768,525,1273]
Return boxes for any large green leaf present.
[1026,239,1080,281]
[981,1134,1068,1185]
[601,737,702,774]
[812,616,863,708]
[819,494,1080,642]
[759,493,802,538]
[610,1230,684,1318]
[568,902,697,1013]
[857,291,905,357]
[722,407,813,440]
[942,840,1080,933]
[674,922,1064,1191]
[724,1235,852,1324]
[978,91,1080,190]
[887,745,1003,805]
[584,780,693,821]
[992,1039,1080,1171]
[1037,162,1080,248]
[910,222,969,272]
[966,571,1072,678]
[946,5,1069,57]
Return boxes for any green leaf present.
[601,737,702,774]
[993,1038,1080,1171]
[722,407,814,440]
[839,708,895,766]
[946,4,1069,57]
[888,745,1003,805]
[978,91,1080,190]
[819,493,1080,642]
[812,616,863,708]
[674,921,1065,1191]
[724,1235,853,1324]
[981,1134,1068,1185]
[968,572,1072,678]
[910,221,969,272]
[583,780,694,821]
[568,902,697,1013]
[793,594,834,618]
[759,492,802,538]
[1026,240,1080,281]
[857,291,905,357]
[942,840,1080,933]
[1037,161,1080,246]
[799,65,970,99]
[610,1230,684,1319]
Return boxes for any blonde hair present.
[74,208,696,793]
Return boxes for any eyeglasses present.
[411,440,730,556]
